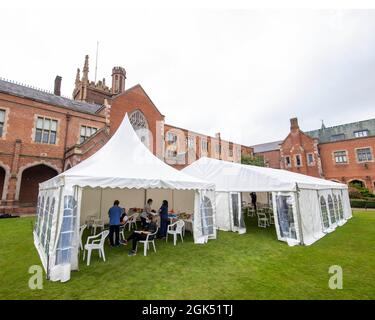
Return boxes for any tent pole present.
[172,190,174,211]
[144,189,147,205]
[99,188,103,219]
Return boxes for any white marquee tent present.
[34,114,216,282]
[183,157,352,245]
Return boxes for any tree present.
[241,154,265,167]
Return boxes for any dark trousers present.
[159,218,168,238]
[109,225,120,246]
[252,202,257,211]
[127,232,147,251]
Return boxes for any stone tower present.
[111,67,126,95]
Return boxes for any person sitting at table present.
[120,207,128,224]
[124,214,157,256]
[158,200,169,239]
[140,198,153,228]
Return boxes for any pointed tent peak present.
[40,109,214,190]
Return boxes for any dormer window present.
[354,130,369,138]
[330,134,345,142]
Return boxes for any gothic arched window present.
[129,110,150,148]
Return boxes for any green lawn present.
[0,211,374,299]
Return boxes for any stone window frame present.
[332,150,349,165]
[307,153,315,166]
[32,114,60,146]
[200,137,208,153]
[78,124,99,144]
[166,131,177,144]
[284,155,292,168]
[294,154,303,167]
[330,133,345,142]
[0,107,10,140]
[355,146,374,163]
[186,135,195,150]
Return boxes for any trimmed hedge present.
[350,199,375,209]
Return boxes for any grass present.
[0,211,374,299]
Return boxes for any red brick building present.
[0,55,253,214]
[253,117,375,193]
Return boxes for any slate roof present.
[252,140,283,153]
[0,78,104,115]
[305,118,375,143]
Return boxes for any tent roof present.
[182,157,347,192]
[40,114,214,190]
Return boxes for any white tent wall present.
[342,189,353,220]
[80,187,197,225]
[146,189,173,212]
[242,192,251,204]
[33,187,61,274]
[46,185,81,282]
[297,189,325,245]
[172,190,195,214]
[215,192,231,231]
[194,190,217,243]
[272,191,301,246]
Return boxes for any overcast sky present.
[1,2,374,146]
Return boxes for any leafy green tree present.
[241,154,265,167]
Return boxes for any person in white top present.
[140,198,153,228]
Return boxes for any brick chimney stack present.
[290,117,299,131]
[54,76,62,96]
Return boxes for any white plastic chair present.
[268,209,275,225]
[79,224,87,250]
[248,207,256,217]
[166,220,185,246]
[119,216,129,241]
[256,210,270,228]
[126,213,138,231]
[92,218,105,235]
[85,215,96,228]
[83,230,110,266]
[138,228,158,256]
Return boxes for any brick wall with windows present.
[0,89,105,213]
[319,137,375,190]
[279,118,322,177]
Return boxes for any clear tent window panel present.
[55,195,77,265]
[41,197,50,246]
[45,198,55,256]
[38,197,45,238]
[200,196,214,236]
[275,195,297,240]
[338,195,344,220]
[328,195,336,224]
[320,196,330,230]
[34,196,41,235]
[333,194,340,222]
[231,193,240,228]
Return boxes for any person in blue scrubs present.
[108,200,122,247]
